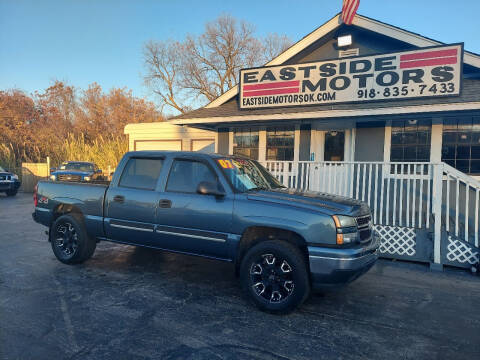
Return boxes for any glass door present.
[324,131,345,161]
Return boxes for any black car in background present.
[0,166,21,196]
[50,161,103,182]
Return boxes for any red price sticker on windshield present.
[218,159,234,169]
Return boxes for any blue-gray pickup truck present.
[33,151,379,313]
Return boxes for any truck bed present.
[34,181,109,236]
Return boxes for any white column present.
[350,127,356,161]
[430,117,444,270]
[258,126,267,162]
[309,128,316,161]
[317,131,325,161]
[344,129,356,161]
[228,129,234,155]
[383,120,392,162]
[432,163,443,269]
[294,124,300,163]
[214,130,218,153]
[430,118,443,163]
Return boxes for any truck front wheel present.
[240,240,310,314]
[50,214,96,264]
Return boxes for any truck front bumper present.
[0,180,21,192]
[308,234,380,290]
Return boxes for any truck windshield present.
[216,158,284,192]
[0,166,5,172]
[60,163,94,172]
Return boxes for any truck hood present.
[246,188,370,217]
[52,170,93,176]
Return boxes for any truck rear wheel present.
[240,240,310,314]
[50,214,96,264]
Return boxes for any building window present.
[390,119,431,162]
[324,131,345,161]
[266,126,294,161]
[442,116,480,174]
[233,128,259,160]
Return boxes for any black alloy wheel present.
[250,253,295,304]
[240,240,310,314]
[50,214,96,264]
[53,221,79,260]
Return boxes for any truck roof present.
[125,151,242,160]
[63,161,95,165]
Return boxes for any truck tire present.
[240,240,310,314]
[6,190,17,196]
[50,214,96,264]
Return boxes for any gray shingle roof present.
[172,79,480,122]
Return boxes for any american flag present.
[342,0,360,25]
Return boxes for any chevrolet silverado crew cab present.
[33,151,379,313]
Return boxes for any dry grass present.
[0,134,128,174]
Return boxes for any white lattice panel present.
[446,236,479,265]
[374,225,416,257]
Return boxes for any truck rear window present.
[119,158,163,190]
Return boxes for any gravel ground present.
[1,192,479,360]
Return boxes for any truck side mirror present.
[96,169,103,174]
[50,167,56,172]
[197,181,225,197]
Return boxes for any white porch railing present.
[261,160,480,268]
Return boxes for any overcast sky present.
[1,0,478,100]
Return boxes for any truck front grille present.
[57,174,82,182]
[356,215,372,242]
[0,175,11,181]
[356,215,371,228]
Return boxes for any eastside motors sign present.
[239,44,463,109]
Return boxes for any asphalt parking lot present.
[1,192,479,360]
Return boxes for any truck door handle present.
[113,195,125,203]
[159,199,172,208]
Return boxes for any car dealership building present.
[125,13,480,270]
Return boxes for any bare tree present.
[143,40,189,113]
[143,15,292,114]
[180,15,262,103]
[261,33,292,64]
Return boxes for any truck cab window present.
[118,158,163,190]
[166,160,218,193]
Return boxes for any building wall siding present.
[217,128,229,155]
[124,122,215,152]
[286,26,414,65]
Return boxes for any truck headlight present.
[84,176,91,181]
[332,215,358,245]
[50,175,56,181]
[332,215,356,227]
[11,174,19,180]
